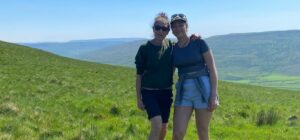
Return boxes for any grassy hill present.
[21,38,144,58]
[0,41,299,139]
[77,30,300,91]
[77,40,147,66]
[206,30,300,90]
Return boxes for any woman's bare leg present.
[149,115,163,140]
[159,123,168,140]
[195,109,212,140]
[172,106,193,140]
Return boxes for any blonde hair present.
[153,12,170,59]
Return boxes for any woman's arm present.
[203,50,219,111]
[135,45,146,111]
[136,74,144,110]
[173,66,176,74]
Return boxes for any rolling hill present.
[206,30,300,90]
[77,40,147,66]
[0,41,299,139]
[20,38,143,58]
[78,30,300,90]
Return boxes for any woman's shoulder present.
[138,41,151,50]
[191,38,209,54]
[191,38,206,44]
[167,39,176,47]
[191,38,208,48]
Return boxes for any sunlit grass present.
[0,41,299,139]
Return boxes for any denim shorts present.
[174,76,211,109]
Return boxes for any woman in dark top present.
[135,12,173,140]
[171,14,219,140]
[135,12,200,140]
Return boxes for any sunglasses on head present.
[153,25,170,32]
[171,13,186,19]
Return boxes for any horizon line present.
[9,29,300,44]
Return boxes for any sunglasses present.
[153,25,170,32]
[171,13,186,19]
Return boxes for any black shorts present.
[141,89,173,123]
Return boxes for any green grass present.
[0,41,300,139]
[221,72,300,91]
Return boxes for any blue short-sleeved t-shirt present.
[173,39,209,75]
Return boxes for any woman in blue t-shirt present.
[170,13,219,140]
[135,12,201,140]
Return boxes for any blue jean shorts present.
[174,76,211,109]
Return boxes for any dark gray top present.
[173,39,210,76]
[135,40,174,88]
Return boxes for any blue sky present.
[1,0,300,42]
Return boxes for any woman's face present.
[153,20,170,40]
[171,21,187,38]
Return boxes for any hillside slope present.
[0,41,299,139]
[21,38,144,58]
[78,30,300,90]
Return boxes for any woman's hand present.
[190,33,201,41]
[137,99,145,111]
[207,93,219,112]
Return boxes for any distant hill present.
[78,30,300,90]
[20,38,144,58]
[77,39,147,66]
[205,30,300,90]
[0,41,299,139]
[18,30,300,90]
[206,30,300,76]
